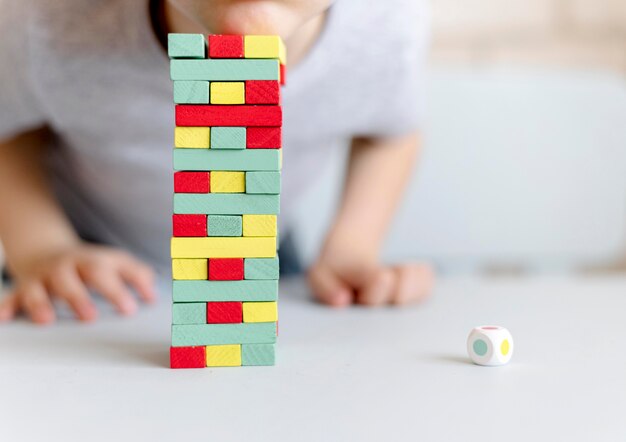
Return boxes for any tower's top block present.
[168,34,286,64]
[244,36,287,65]
[168,34,206,59]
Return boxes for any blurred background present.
[0,0,625,277]
[291,0,626,274]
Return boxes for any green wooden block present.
[168,34,206,59]
[246,171,281,194]
[242,344,275,366]
[211,127,246,149]
[244,258,279,280]
[170,59,279,81]
[172,303,207,324]
[173,280,278,302]
[207,215,242,236]
[173,81,209,104]
[171,323,277,346]
[173,149,281,171]
[174,194,280,215]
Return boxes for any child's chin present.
[194,1,310,38]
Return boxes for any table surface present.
[1,275,625,442]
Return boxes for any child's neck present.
[161,1,326,67]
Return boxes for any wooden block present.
[172,303,207,324]
[209,258,244,280]
[171,237,277,258]
[168,34,206,59]
[207,215,242,237]
[174,171,210,193]
[173,214,207,237]
[176,105,282,127]
[241,343,275,366]
[210,171,245,193]
[210,82,245,104]
[245,171,281,194]
[174,194,279,215]
[210,127,246,149]
[244,35,286,65]
[170,59,279,81]
[280,63,286,85]
[243,301,277,323]
[174,148,280,171]
[207,301,242,323]
[206,344,241,367]
[246,127,281,149]
[172,258,208,280]
[173,280,278,302]
[244,257,279,280]
[242,215,277,237]
[208,35,244,58]
[170,346,206,369]
[174,127,211,148]
[173,81,209,104]
[245,80,280,105]
[171,322,277,346]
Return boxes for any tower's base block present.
[242,343,276,366]
[170,346,206,369]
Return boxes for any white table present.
[1,276,625,442]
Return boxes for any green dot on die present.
[473,339,488,356]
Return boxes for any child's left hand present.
[307,246,434,307]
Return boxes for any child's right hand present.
[0,244,157,324]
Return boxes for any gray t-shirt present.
[0,0,429,271]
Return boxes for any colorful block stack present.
[168,34,285,368]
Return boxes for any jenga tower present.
[167,34,285,368]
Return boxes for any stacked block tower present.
[168,34,285,368]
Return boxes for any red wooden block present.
[173,214,207,237]
[170,346,206,369]
[208,258,244,280]
[245,80,280,105]
[246,127,281,149]
[208,35,244,58]
[280,64,286,85]
[174,171,210,193]
[207,302,243,324]
[176,105,282,127]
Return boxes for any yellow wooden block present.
[174,127,211,148]
[211,171,245,193]
[244,35,286,65]
[171,237,277,258]
[242,215,277,237]
[172,258,208,280]
[243,302,278,323]
[210,82,245,104]
[206,344,241,367]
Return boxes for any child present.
[0,0,434,324]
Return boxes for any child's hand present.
[0,244,157,324]
[308,247,434,307]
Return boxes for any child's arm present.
[308,132,434,306]
[0,130,156,323]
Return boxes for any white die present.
[467,325,513,366]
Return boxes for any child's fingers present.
[0,292,19,322]
[118,260,157,304]
[82,268,138,316]
[356,268,395,306]
[19,281,56,324]
[307,264,352,307]
[391,264,435,305]
[48,267,97,322]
